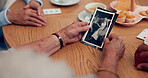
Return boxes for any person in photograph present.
[86,15,111,47]
[90,17,111,40]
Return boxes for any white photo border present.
[82,8,115,49]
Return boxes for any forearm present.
[97,55,119,78]
[15,35,61,56]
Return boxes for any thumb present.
[23,5,30,10]
[137,63,148,70]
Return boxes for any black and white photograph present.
[82,8,118,49]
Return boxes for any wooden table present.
[3,0,148,78]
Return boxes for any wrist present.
[52,33,64,49]
[102,55,119,68]
[104,50,121,62]
[104,54,119,63]
[56,30,69,46]
[7,11,13,23]
[100,57,118,73]
[30,0,40,6]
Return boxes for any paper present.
[43,8,62,15]
[137,29,148,40]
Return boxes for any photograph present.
[82,8,117,49]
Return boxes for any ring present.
[30,17,32,21]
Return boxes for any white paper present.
[43,8,62,15]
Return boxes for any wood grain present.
[2,0,148,78]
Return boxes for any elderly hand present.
[103,34,125,61]
[56,22,90,46]
[7,9,46,27]
[134,44,148,70]
[24,0,44,16]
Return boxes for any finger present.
[67,34,82,44]
[29,17,46,26]
[138,44,148,52]
[29,13,46,23]
[79,22,89,26]
[40,13,46,19]
[37,7,41,16]
[24,5,30,10]
[26,21,43,27]
[75,22,89,27]
[40,13,47,23]
[137,63,148,70]
[75,26,90,33]
[108,33,118,40]
[104,38,110,44]
[135,55,148,67]
[139,52,148,59]
[31,10,37,13]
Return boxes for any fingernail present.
[137,65,142,70]
[43,23,46,26]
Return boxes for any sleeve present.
[24,0,43,7]
[0,9,12,27]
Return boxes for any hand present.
[134,44,148,70]
[7,9,46,27]
[56,22,90,46]
[103,34,125,61]
[24,1,43,16]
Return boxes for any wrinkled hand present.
[24,1,43,16]
[7,9,46,27]
[56,22,90,46]
[103,34,125,61]
[134,44,148,70]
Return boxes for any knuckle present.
[24,11,29,15]
[23,16,27,21]
[72,22,77,24]
[116,36,122,40]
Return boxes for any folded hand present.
[7,9,46,27]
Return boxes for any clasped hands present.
[7,1,47,27]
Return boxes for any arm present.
[16,34,62,55]
[15,22,90,56]
[97,34,125,78]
